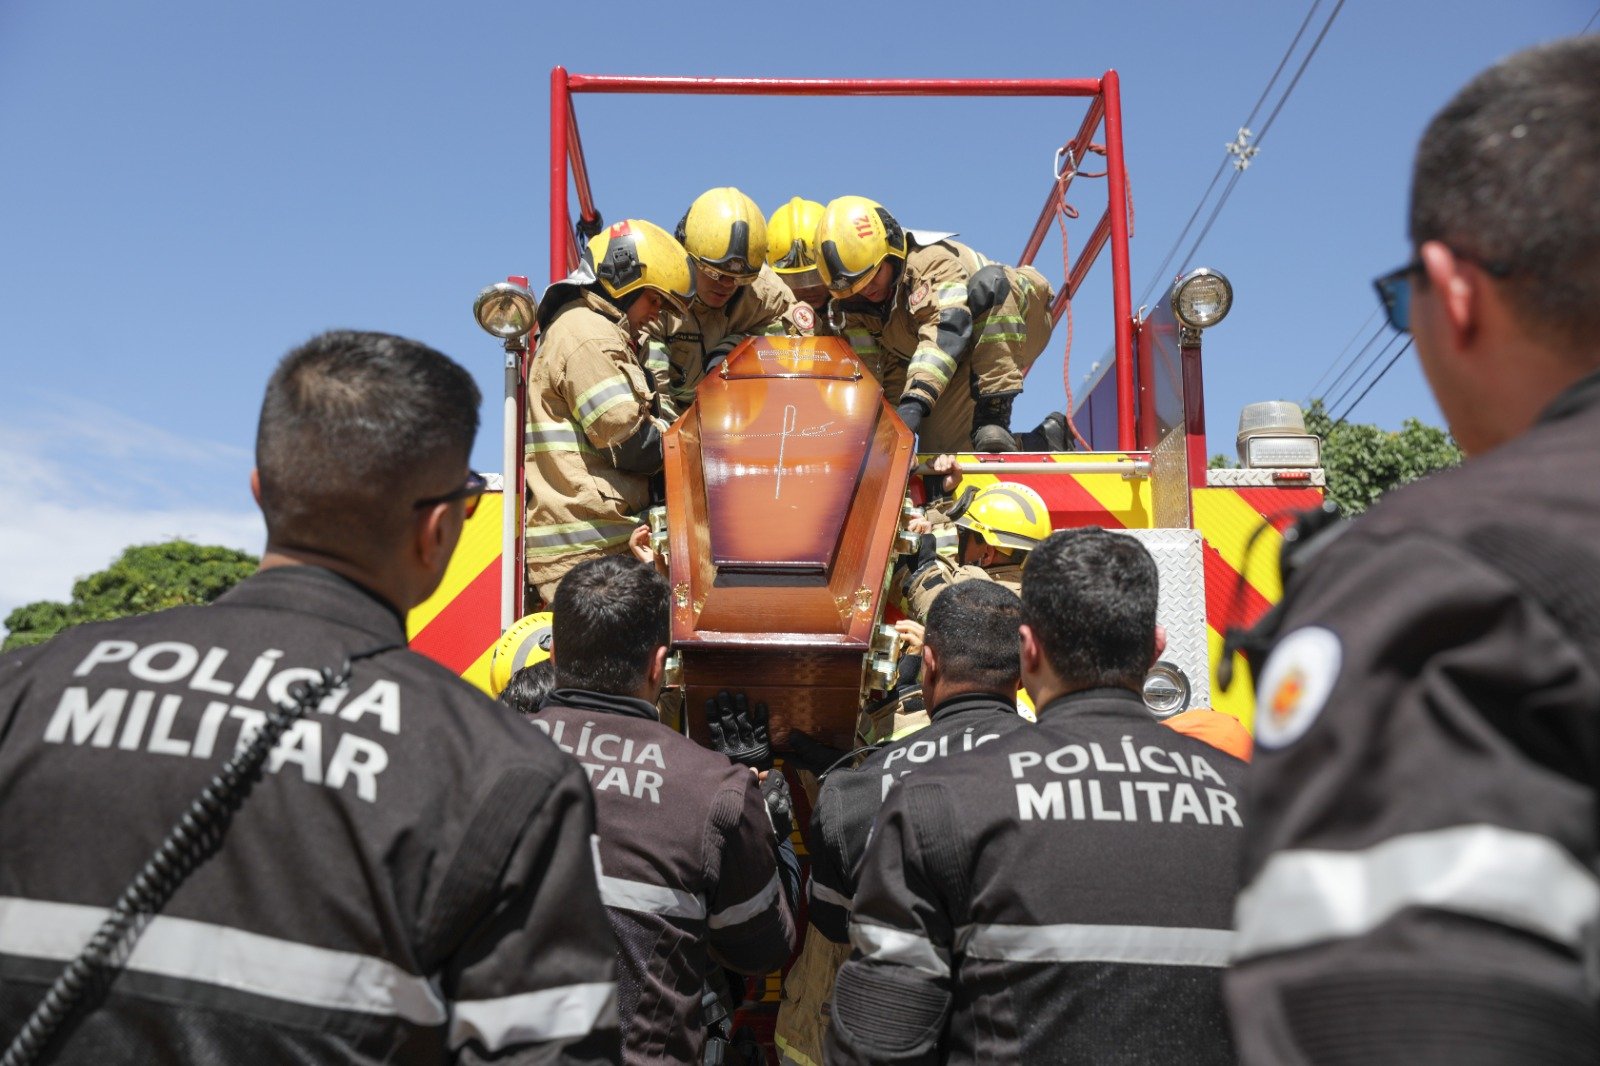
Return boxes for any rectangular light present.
[1244,434,1322,469]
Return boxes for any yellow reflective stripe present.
[524,422,594,454]
[842,329,882,356]
[774,1034,822,1066]
[909,344,957,387]
[573,376,637,430]
[644,341,669,374]
[523,519,638,557]
[935,282,968,309]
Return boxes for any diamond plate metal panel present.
[1151,426,1191,528]
[1113,527,1211,710]
[1206,467,1326,487]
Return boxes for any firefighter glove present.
[896,398,929,435]
[703,337,742,375]
[761,771,794,841]
[707,690,772,769]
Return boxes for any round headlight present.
[1172,268,1233,330]
[1142,661,1191,718]
[474,282,537,340]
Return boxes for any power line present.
[1305,304,1381,401]
[1324,329,1402,417]
[1133,1,1326,308]
[1331,337,1413,425]
[1583,4,1599,32]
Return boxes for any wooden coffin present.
[662,336,915,749]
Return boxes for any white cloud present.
[0,398,263,632]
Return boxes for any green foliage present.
[1304,398,1463,517]
[1208,453,1233,469]
[2,541,258,652]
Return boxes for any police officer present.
[1228,37,1600,1064]
[0,331,620,1064]
[525,218,693,606]
[644,187,814,418]
[897,481,1050,622]
[815,196,1055,453]
[775,581,1029,1065]
[828,528,1245,1064]
[533,556,795,1065]
[765,196,830,318]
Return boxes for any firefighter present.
[765,196,830,317]
[896,481,1051,622]
[1228,37,1600,1063]
[775,581,1029,1066]
[815,195,1056,452]
[644,187,814,418]
[524,218,693,607]
[533,556,795,1065]
[828,528,1245,1064]
[0,331,620,1064]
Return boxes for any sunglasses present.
[696,261,758,286]
[414,471,488,519]
[1373,249,1511,332]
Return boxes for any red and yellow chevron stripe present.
[910,452,1153,530]
[1193,485,1324,729]
[406,491,505,694]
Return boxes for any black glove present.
[896,397,929,435]
[761,771,794,841]
[785,730,851,777]
[703,337,740,375]
[706,690,772,770]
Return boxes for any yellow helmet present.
[765,197,826,289]
[816,195,906,300]
[489,611,554,696]
[675,187,767,283]
[586,219,695,316]
[955,483,1052,552]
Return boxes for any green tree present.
[2,541,258,652]
[1303,398,1462,517]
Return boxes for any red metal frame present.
[548,68,1139,453]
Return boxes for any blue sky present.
[1,0,1592,629]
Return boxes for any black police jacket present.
[1228,369,1600,1065]
[807,692,1028,944]
[827,688,1245,1065]
[0,566,619,1065]
[534,688,795,1066]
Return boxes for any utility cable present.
[1305,304,1381,401]
[1324,330,1402,421]
[1314,315,1389,408]
[1132,0,1331,307]
[1330,337,1413,425]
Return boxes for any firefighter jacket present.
[0,565,619,1065]
[644,264,812,419]
[827,687,1245,1065]
[832,238,1053,416]
[897,558,1023,624]
[1227,368,1600,1065]
[532,688,796,1065]
[525,288,666,599]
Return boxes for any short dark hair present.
[551,556,671,695]
[500,660,556,721]
[1410,35,1600,353]
[256,330,481,553]
[1021,527,1157,691]
[924,580,1021,695]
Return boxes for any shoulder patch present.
[910,280,931,309]
[1254,626,1342,749]
[791,303,815,331]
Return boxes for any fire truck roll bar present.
[549,68,1137,454]
[913,459,1151,478]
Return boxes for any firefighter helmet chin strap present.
[1,642,401,1066]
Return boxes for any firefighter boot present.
[1016,411,1069,451]
[971,395,1020,452]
